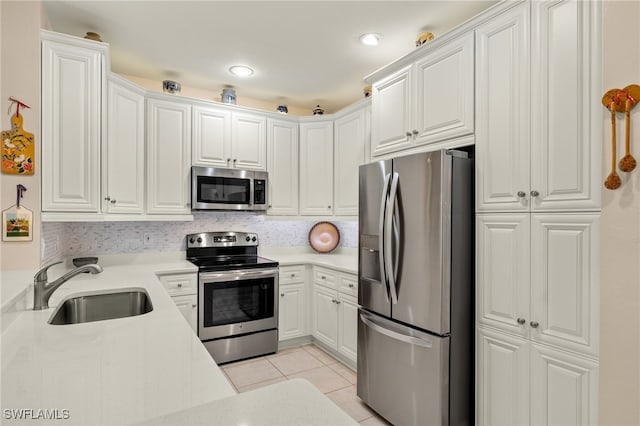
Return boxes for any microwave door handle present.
[385,172,399,305]
[378,173,391,303]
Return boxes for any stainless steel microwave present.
[191,166,268,211]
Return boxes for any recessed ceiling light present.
[360,33,381,46]
[229,65,254,77]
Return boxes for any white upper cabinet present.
[334,108,367,216]
[475,3,531,212]
[299,121,334,215]
[371,65,414,156]
[192,105,266,171]
[146,96,192,214]
[231,112,267,170]
[413,32,474,146]
[104,75,145,214]
[267,118,299,216]
[370,33,474,158]
[192,104,231,168]
[476,0,601,212]
[41,32,106,212]
[530,0,601,211]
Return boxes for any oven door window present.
[203,277,275,327]
[197,176,250,205]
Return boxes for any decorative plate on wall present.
[308,222,340,253]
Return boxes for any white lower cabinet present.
[311,267,358,364]
[157,272,198,333]
[477,326,598,426]
[278,265,307,341]
[172,294,197,332]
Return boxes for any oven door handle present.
[199,268,279,283]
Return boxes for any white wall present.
[600,1,640,424]
[0,1,43,270]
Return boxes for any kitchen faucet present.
[33,261,103,310]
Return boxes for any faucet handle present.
[34,261,63,283]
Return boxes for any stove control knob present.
[197,237,203,243]
[189,238,195,244]
[246,236,251,242]
[252,236,257,242]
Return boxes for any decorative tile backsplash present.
[41,213,357,264]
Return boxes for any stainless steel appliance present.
[191,166,268,211]
[186,231,279,364]
[357,149,474,425]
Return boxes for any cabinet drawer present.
[339,274,358,297]
[158,273,197,296]
[279,265,306,285]
[314,267,338,289]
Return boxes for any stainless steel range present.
[186,231,279,364]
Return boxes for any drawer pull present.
[281,293,285,297]
[191,304,196,308]
[348,283,354,288]
[290,273,295,277]
[177,283,183,288]
[321,276,326,279]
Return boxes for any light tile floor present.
[221,344,391,425]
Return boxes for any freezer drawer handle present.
[360,313,433,348]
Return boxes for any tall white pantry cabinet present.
[474,1,601,425]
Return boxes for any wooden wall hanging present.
[2,97,35,175]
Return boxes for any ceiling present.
[43,1,498,114]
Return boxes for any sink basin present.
[48,288,153,325]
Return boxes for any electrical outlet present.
[143,233,152,246]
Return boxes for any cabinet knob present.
[104,196,111,201]
[281,293,285,297]
[327,205,331,209]
[321,276,326,280]
[412,129,418,135]
[227,158,231,164]
[290,273,295,277]
[517,191,526,198]
[348,283,354,288]
[177,283,182,288]
[191,304,196,308]
[335,300,341,305]
[331,299,337,303]
[406,131,412,137]
[233,159,237,164]
[530,321,539,328]
[110,199,116,204]
[517,317,526,325]
[530,190,540,197]
[268,205,272,208]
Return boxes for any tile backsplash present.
[41,213,357,264]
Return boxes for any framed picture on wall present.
[2,205,33,242]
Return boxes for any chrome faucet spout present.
[33,262,103,310]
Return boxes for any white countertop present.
[137,379,358,426]
[1,249,359,425]
[1,260,235,426]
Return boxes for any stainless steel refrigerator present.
[357,149,474,426]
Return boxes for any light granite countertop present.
[0,249,359,425]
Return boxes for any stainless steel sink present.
[48,288,153,325]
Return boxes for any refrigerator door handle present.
[360,312,433,348]
[384,172,400,305]
[378,173,391,303]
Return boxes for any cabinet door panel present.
[334,109,366,215]
[338,293,358,363]
[476,214,530,335]
[279,284,306,341]
[146,98,191,214]
[192,105,231,167]
[299,121,334,215]
[475,3,530,212]
[267,119,298,215]
[231,112,267,170]
[371,66,413,156]
[476,327,529,426]
[105,78,145,214]
[414,33,474,146]
[312,285,338,349]
[531,0,601,211]
[531,214,599,356]
[531,344,598,426]
[42,40,102,212]
[172,295,198,333]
